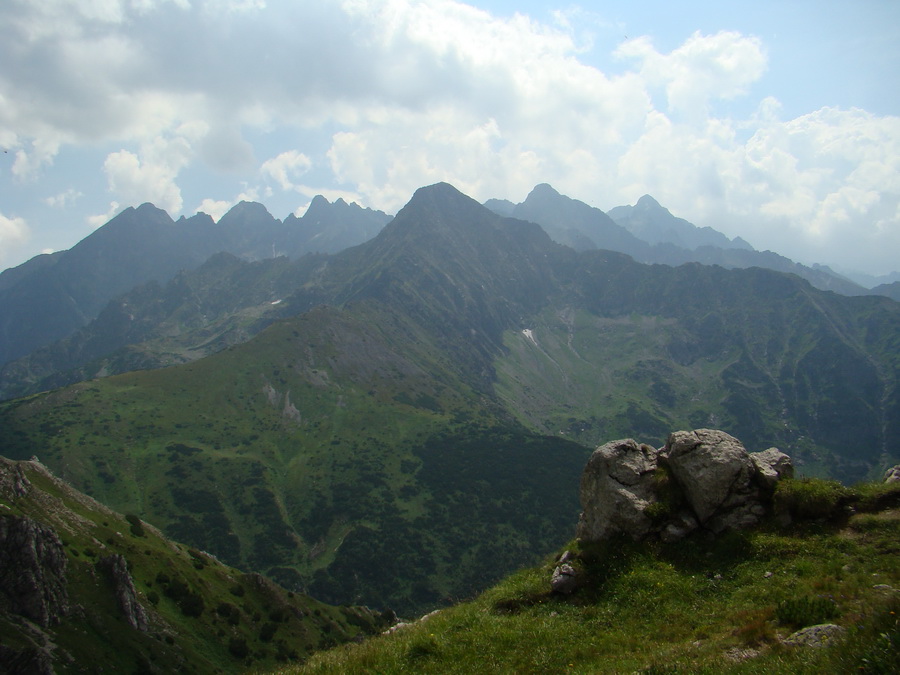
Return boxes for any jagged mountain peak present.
[218,200,277,225]
[526,183,562,199]
[634,194,665,211]
[388,182,493,233]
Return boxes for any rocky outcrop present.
[884,465,900,483]
[783,623,846,648]
[0,515,69,626]
[576,439,659,542]
[97,554,148,631]
[577,429,793,544]
[0,458,31,500]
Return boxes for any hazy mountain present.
[281,195,392,255]
[0,198,391,368]
[873,281,900,302]
[607,193,752,251]
[511,183,648,256]
[840,268,900,289]
[1,182,898,616]
[488,185,867,296]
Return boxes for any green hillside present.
[0,183,898,620]
[0,456,391,674]
[0,302,591,615]
[293,478,900,674]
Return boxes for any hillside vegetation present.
[0,183,898,618]
[0,457,391,674]
[291,478,900,674]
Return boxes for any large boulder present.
[576,429,793,544]
[666,429,766,533]
[576,439,659,542]
[750,447,794,490]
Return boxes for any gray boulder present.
[884,465,900,483]
[666,429,764,533]
[750,447,794,490]
[550,563,579,594]
[576,429,794,545]
[783,623,846,648]
[576,439,659,542]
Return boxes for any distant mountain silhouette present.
[487,185,866,296]
[0,198,390,366]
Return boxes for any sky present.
[1,0,899,277]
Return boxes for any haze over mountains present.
[0,197,391,367]
[1,182,898,616]
[1,182,894,398]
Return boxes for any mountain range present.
[1,182,898,617]
[2,183,893,401]
[0,197,390,367]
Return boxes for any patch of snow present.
[522,328,537,345]
[271,299,282,305]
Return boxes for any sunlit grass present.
[289,482,900,674]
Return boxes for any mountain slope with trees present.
[0,183,898,616]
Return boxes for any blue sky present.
[1,0,898,276]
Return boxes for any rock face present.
[0,460,31,500]
[97,554,148,631]
[577,429,793,544]
[0,515,69,626]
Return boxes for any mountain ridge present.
[1,182,898,617]
[0,196,391,367]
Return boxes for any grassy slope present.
[291,480,900,674]
[0,457,391,674]
[0,302,591,615]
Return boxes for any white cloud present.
[102,135,192,212]
[615,31,767,121]
[12,137,62,181]
[0,212,30,270]
[195,198,232,221]
[193,185,264,221]
[0,212,28,247]
[87,201,122,229]
[45,188,84,208]
[260,150,313,191]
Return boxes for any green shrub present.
[259,621,278,642]
[178,591,205,618]
[775,595,838,629]
[775,478,851,521]
[125,514,145,537]
[228,637,249,659]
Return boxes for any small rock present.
[872,584,896,592]
[724,646,759,661]
[783,623,846,648]
[550,563,579,594]
[764,571,773,578]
